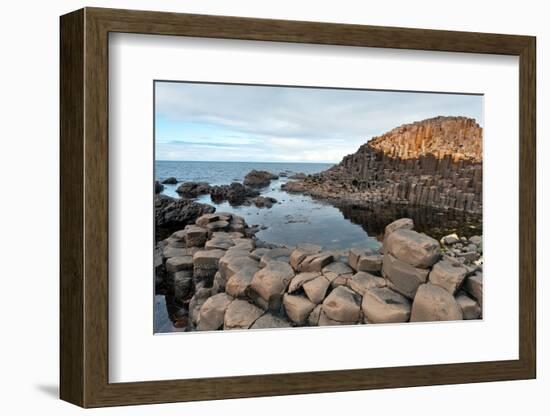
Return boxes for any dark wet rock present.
[155,194,215,239]
[288,172,307,180]
[176,181,211,198]
[243,170,278,188]
[210,182,259,205]
[155,181,164,194]
[161,177,178,185]
[252,196,277,208]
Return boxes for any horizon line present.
[155,159,338,164]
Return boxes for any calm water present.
[157,160,383,250]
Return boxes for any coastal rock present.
[441,233,460,245]
[302,275,331,304]
[162,245,198,259]
[173,270,193,300]
[463,271,483,307]
[243,170,278,188]
[161,177,178,185]
[382,253,429,299]
[322,286,361,323]
[225,266,260,298]
[223,300,264,330]
[318,310,349,326]
[362,287,411,323]
[347,271,386,296]
[299,252,334,272]
[197,293,234,331]
[155,194,215,231]
[259,247,293,267]
[283,294,316,324]
[195,213,220,227]
[210,182,260,205]
[193,249,226,285]
[410,283,463,322]
[182,224,208,248]
[248,261,295,310]
[289,172,307,180]
[165,255,194,274]
[289,244,322,270]
[428,259,468,294]
[155,181,164,194]
[308,305,322,326]
[205,220,230,234]
[176,181,211,198]
[288,272,320,293]
[385,229,440,268]
[456,292,482,319]
[219,253,259,282]
[251,313,292,329]
[189,287,213,326]
[357,253,383,274]
[252,196,278,208]
[382,218,414,252]
[322,262,354,287]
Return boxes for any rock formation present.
[155,215,483,331]
[283,116,483,214]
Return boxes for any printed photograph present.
[154,81,483,333]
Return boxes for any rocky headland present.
[155,214,483,331]
[283,116,483,214]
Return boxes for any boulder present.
[410,283,463,322]
[283,294,317,324]
[259,247,293,267]
[300,252,334,272]
[155,181,164,194]
[251,313,292,329]
[188,287,212,326]
[248,261,295,310]
[289,244,322,270]
[308,305,322,326]
[385,229,440,268]
[440,233,460,245]
[250,248,271,261]
[219,253,259,281]
[176,181,211,198]
[162,245,198,259]
[318,310,350,326]
[322,286,361,323]
[197,293,234,331]
[165,256,194,274]
[252,196,278,208]
[302,275,331,304]
[173,270,193,300]
[456,293,482,319]
[223,300,264,330]
[469,235,482,246]
[195,213,220,227]
[155,194,215,230]
[356,253,383,274]
[210,182,260,205]
[322,262,354,287]
[225,266,260,298]
[382,218,414,252]
[288,272,320,293]
[362,287,411,323]
[347,271,386,296]
[193,249,226,270]
[183,224,208,248]
[428,260,468,294]
[243,170,278,188]
[463,271,483,307]
[205,220,230,234]
[161,177,178,185]
[382,253,429,299]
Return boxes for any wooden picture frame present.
[60,7,536,408]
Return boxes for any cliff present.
[284,116,483,214]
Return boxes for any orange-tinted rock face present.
[368,116,482,163]
[284,116,483,214]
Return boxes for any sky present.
[155,81,483,164]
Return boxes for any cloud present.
[155,81,483,163]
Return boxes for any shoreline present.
[155,213,483,332]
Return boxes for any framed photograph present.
[60,7,536,407]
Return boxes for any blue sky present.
[155,82,483,163]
